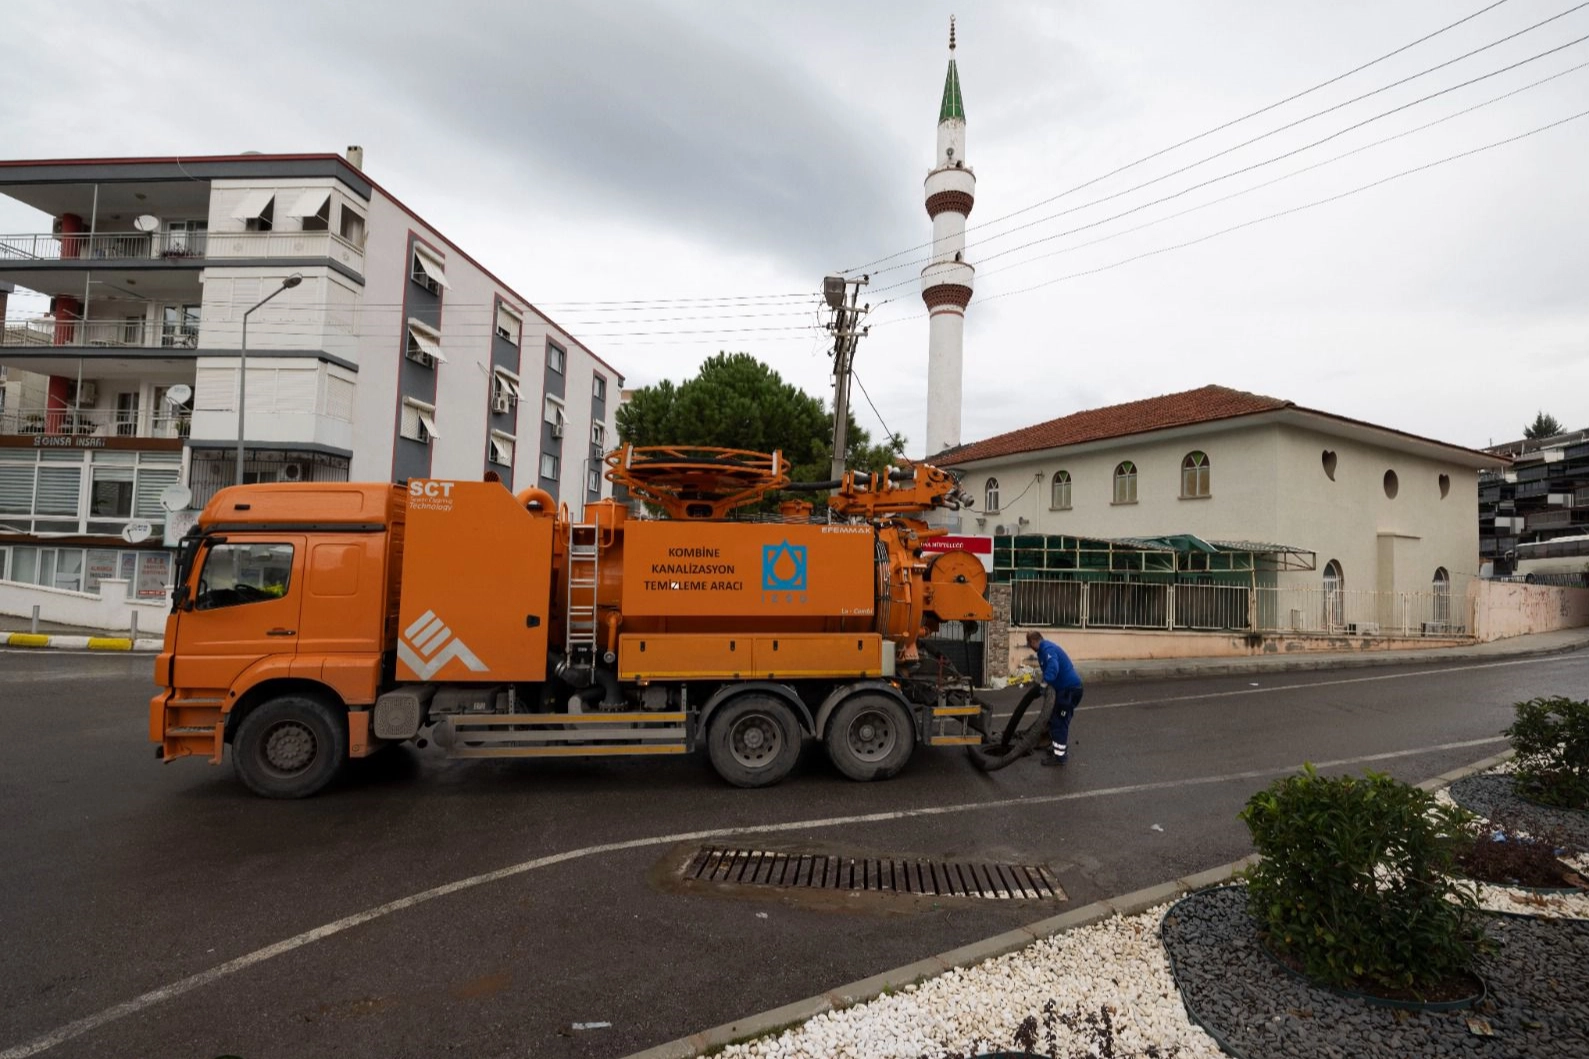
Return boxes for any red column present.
[52,294,81,346]
[46,376,72,435]
[58,213,85,258]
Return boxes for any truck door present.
[172,536,306,694]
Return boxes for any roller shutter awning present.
[412,245,451,290]
[286,188,331,217]
[407,320,448,363]
[230,189,276,222]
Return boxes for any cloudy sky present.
[2,0,1585,450]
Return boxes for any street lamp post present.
[237,273,303,485]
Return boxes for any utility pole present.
[822,273,870,483]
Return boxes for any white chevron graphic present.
[398,609,489,680]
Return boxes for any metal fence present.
[1011,578,1470,636]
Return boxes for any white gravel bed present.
[717,906,1223,1059]
[1472,879,1589,918]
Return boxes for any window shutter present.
[135,467,180,519]
[0,454,34,514]
[35,466,82,516]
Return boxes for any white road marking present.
[0,735,1506,1058]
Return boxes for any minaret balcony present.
[924,167,977,198]
[920,260,976,293]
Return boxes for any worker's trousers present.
[1046,684,1084,751]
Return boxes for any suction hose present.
[965,682,1052,772]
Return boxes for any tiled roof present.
[937,385,1291,466]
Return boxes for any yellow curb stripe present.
[87,638,134,651]
[5,633,50,648]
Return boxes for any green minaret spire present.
[939,16,964,123]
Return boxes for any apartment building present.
[0,151,622,599]
[1479,427,1589,567]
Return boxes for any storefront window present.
[54,550,83,592]
[85,549,120,592]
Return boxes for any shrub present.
[1239,765,1488,994]
[1505,696,1589,810]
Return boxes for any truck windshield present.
[195,543,294,610]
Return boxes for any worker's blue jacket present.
[1036,639,1082,690]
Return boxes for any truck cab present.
[150,483,405,797]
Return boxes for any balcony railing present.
[0,406,191,440]
[0,230,364,271]
[0,318,200,349]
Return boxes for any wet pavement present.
[1,645,1585,1059]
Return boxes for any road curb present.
[620,754,1514,1059]
[2,632,160,652]
[1070,633,1589,686]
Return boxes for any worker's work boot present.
[1040,744,1068,767]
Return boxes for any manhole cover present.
[686,847,1063,900]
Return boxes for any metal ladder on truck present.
[565,522,600,665]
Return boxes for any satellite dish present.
[122,521,154,544]
[165,384,192,406]
[159,484,193,512]
[133,214,161,233]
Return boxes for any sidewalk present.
[0,613,164,652]
[1066,625,1589,685]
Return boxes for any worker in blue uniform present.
[1026,630,1083,766]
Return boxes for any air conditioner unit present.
[550,414,565,439]
[491,393,513,415]
[281,463,305,482]
[73,381,98,405]
[1344,621,1380,636]
[405,348,435,368]
[993,524,1010,536]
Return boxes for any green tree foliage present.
[616,352,905,484]
[1523,411,1564,440]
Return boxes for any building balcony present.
[0,229,364,276]
[1,317,200,350]
[0,405,190,442]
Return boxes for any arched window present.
[984,477,1000,512]
[1051,470,1071,510]
[1113,461,1137,504]
[1323,560,1344,628]
[1181,451,1210,498]
[1432,567,1451,624]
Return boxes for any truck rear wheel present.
[825,694,915,782]
[707,695,801,789]
[233,695,347,799]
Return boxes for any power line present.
[864,4,1589,284]
[965,58,1589,288]
[866,34,1589,297]
[870,105,1589,324]
[840,0,1546,275]
[977,106,1589,305]
[851,370,901,448]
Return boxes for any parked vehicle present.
[150,447,991,797]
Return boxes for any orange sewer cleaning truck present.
[150,446,992,798]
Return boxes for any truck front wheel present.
[707,695,801,789]
[233,695,347,799]
[825,695,915,782]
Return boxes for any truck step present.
[448,743,688,759]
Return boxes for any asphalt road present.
[1,646,1584,1059]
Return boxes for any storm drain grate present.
[686,847,1063,900]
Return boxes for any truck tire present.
[707,695,802,789]
[232,695,347,799]
[825,694,915,782]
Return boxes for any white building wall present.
[952,424,1283,545]
[1273,427,1481,595]
[949,417,1486,596]
[347,190,411,481]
